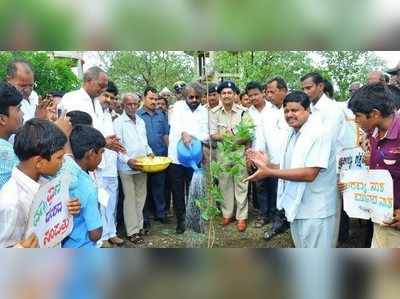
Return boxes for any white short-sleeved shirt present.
[310,94,346,153]
[100,110,117,178]
[247,101,272,126]
[113,112,153,174]
[60,88,108,171]
[21,90,39,123]
[60,88,104,132]
[0,167,40,247]
[168,101,209,164]
[254,105,289,165]
[286,123,337,219]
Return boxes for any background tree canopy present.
[105,51,386,101]
[103,51,195,95]
[0,51,80,96]
[212,51,386,101]
[0,51,387,101]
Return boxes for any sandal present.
[128,234,145,244]
[139,228,150,236]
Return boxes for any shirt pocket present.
[382,151,400,178]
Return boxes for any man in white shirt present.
[98,81,124,247]
[247,81,271,127]
[5,59,37,123]
[246,91,337,248]
[246,81,272,229]
[301,72,346,247]
[253,77,290,239]
[114,93,153,245]
[168,82,209,234]
[60,66,124,154]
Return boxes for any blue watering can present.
[177,137,202,171]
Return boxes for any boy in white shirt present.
[0,119,80,248]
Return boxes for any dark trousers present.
[168,163,194,223]
[256,177,278,219]
[165,166,172,212]
[256,177,286,228]
[116,175,125,233]
[143,171,166,222]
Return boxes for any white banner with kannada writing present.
[336,147,368,173]
[341,169,394,224]
[27,175,73,248]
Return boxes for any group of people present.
[0,58,399,248]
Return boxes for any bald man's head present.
[121,93,140,118]
[82,66,108,99]
[367,71,386,85]
[6,60,34,99]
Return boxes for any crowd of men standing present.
[1,58,399,248]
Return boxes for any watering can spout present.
[177,138,203,170]
[190,161,201,172]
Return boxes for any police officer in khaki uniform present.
[210,80,252,232]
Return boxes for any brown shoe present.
[237,220,247,232]
[109,236,125,246]
[221,217,231,226]
[101,240,112,248]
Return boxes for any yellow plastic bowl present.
[136,156,172,173]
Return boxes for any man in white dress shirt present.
[114,93,154,244]
[168,82,209,234]
[301,72,346,247]
[254,77,291,239]
[98,81,124,247]
[245,81,271,228]
[5,59,37,123]
[246,91,337,248]
[60,66,125,154]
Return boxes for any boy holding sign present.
[343,84,400,248]
[62,125,105,248]
[0,118,80,248]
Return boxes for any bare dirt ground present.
[112,207,368,248]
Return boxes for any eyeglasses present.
[188,95,200,100]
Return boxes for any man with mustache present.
[246,91,337,248]
[210,80,252,232]
[168,82,209,234]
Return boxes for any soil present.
[109,208,368,248]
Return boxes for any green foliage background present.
[0,51,80,96]
[0,51,387,101]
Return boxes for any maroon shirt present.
[369,114,400,209]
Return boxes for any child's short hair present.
[14,118,67,161]
[66,110,93,127]
[0,82,23,115]
[348,83,396,117]
[70,125,106,160]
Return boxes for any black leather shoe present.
[264,221,289,241]
[176,222,185,234]
[155,217,170,224]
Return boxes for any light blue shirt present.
[0,138,19,189]
[62,166,102,248]
[113,112,153,174]
[54,155,81,190]
[296,129,337,220]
